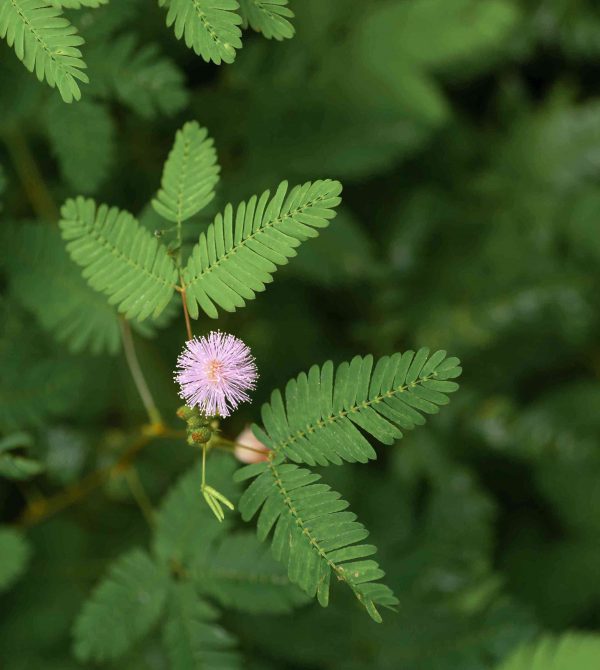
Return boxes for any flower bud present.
[189,427,212,444]
[176,405,196,421]
[234,426,269,464]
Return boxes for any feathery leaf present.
[163,583,242,670]
[43,97,114,193]
[192,531,309,613]
[153,121,220,224]
[237,461,398,622]
[238,0,293,40]
[160,0,243,65]
[86,33,189,118]
[153,456,238,567]
[0,0,88,103]
[0,310,87,430]
[255,349,462,466]
[73,549,170,662]
[59,197,178,321]
[51,0,108,7]
[183,179,343,318]
[497,633,600,670]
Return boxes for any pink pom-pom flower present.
[175,332,258,418]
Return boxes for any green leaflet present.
[159,0,243,65]
[0,0,89,103]
[152,121,220,224]
[72,549,170,662]
[163,583,242,670]
[0,527,30,592]
[237,461,398,622]
[59,197,178,321]
[255,348,462,465]
[51,0,108,7]
[496,633,600,670]
[183,179,343,319]
[238,0,294,41]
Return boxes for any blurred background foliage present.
[1,0,600,667]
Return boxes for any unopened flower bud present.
[176,405,196,421]
[234,426,269,464]
[189,427,212,444]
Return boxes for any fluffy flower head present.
[175,331,257,417]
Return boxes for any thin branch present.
[2,129,59,221]
[124,466,155,527]
[180,281,194,341]
[18,426,169,528]
[119,318,163,427]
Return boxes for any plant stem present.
[124,466,155,526]
[119,318,163,427]
[179,280,194,341]
[2,129,59,221]
[18,426,169,527]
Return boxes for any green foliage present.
[163,583,241,670]
[73,458,305,666]
[5,224,122,354]
[360,0,519,71]
[159,0,243,65]
[0,527,30,592]
[152,121,220,224]
[59,197,178,321]
[43,97,114,193]
[85,33,189,118]
[52,0,108,7]
[0,306,88,430]
[237,461,398,622]
[238,0,294,41]
[0,0,88,102]
[183,179,343,318]
[192,531,309,613]
[497,633,600,670]
[256,350,461,465]
[152,457,237,566]
[235,350,461,621]
[0,431,43,480]
[73,549,170,662]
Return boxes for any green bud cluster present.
[176,405,214,446]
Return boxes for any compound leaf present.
[160,0,243,65]
[73,549,169,662]
[183,179,342,319]
[254,349,461,466]
[153,121,220,224]
[59,197,178,322]
[0,0,88,102]
[238,0,294,40]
